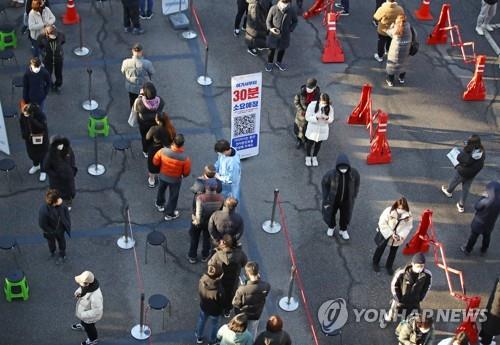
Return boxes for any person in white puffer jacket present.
[304,93,334,167]
[71,271,103,345]
[372,197,413,275]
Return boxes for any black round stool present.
[0,237,21,269]
[0,49,18,66]
[0,159,17,191]
[148,294,171,330]
[110,137,133,163]
[144,231,166,264]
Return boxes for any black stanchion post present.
[74,18,90,56]
[197,46,212,85]
[139,293,144,328]
[82,68,98,110]
[279,266,299,311]
[117,205,135,249]
[262,188,282,233]
[131,293,151,339]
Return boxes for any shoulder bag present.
[28,120,44,145]
[409,26,419,56]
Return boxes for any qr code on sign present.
[233,114,256,136]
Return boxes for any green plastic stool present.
[88,109,110,138]
[0,25,17,51]
[4,271,29,302]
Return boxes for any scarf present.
[143,96,160,110]
[80,279,100,297]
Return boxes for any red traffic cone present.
[366,111,391,165]
[62,0,80,25]
[402,209,433,256]
[415,0,433,21]
[455,297,481,344]
[347,84,372,125]
[427,4,450,45]
[463,55,486,101]
[321,12,344,63]
[303,0,324,19]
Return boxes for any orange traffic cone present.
[303,0,324,19]
[455,297,481,345]
[414,0,433,21]
[427,4,450,45]
[463,55,486,101]
[347,84,372,125]
[402,209,433,255]
[321,12,344,63]
[366,111,391,165]
[62,0,80,25]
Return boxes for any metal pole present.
[262,189,282,233]
[286,266,296,304]
[270,188,279,227]
[87,135,105,175]
[197,46,212,85]
[279,266,299,311]
[117,205,135,249]
[131,293,151,339]
[139,293,145,329]
[82,68,98,110]
[73,19,90,56]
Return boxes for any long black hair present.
[464,134,484,153]
[314,93,331,116]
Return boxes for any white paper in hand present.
[447,147,460,167]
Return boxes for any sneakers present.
[148,177,156,188]
[132,28,145,35]
[456,203,465,213]
[146,13,153,20]
[196,336,204,344]
[460,245,470,256]
[187,255,197,264]
[274,61,288,71]
[385,79,394,87]
[142,151,148,158]
[476,26,485,36]
[39,172,47,182]
[339,230,350,240]
[223,311,231,318]
[165,210,180,221]
[28,165,40,174]
[485,24,494,32]
[441,185,452,198]
[201,256,210,263]
[326,227,335,237]
[373,53,383,62]
[305,156,312,167]
[339,10,349,16]
[71,323,83,331]
[139,14,147,19]
[398,77,405,84]
[247,48,258,56]
[265,63,273,72]
[312,157,318,166]
[81,339,99,345]
[334,3,343,8]
[371,20,378,28]
[233,28,240,36]
[155,203,165,212]
[124,26,132,33]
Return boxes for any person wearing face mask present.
[38,189,71,264]
[214,139,241,201]
[23,57,51,111]
[293,78,320,149]
[437,331,469,345]
[396,313,434,345]
[37,24,65,92]
[28,0,55,57]
[19,103,49,181]
[71,271,103,345]
[265,0,298,72]
[321,153,360,240]
[372,197,413,275]
[385,253,432,323]
[245,0,271,56]
[43,135,77,210]
[304,93,334,167]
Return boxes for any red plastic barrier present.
[463,55,486,101]
[347,84,372,125]
[415,0,433,21]
[321,12,344,63]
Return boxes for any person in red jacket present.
[153,134,191,221]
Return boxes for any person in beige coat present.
[71,271,103,345]
[304,93,334,167]
[373,0,404,62]
[372,197,413,275]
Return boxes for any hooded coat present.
[266,3,298,50]
[245,0,271,48]
[377,206,413,247]
[471,181,500,235]
[43,136,77,200]
[304,101,334,142]
[232,278,271,320]
[293,85,321,139]
[19,108,49,165]
[75,280,104,324]
[321,154,361,227]
[199,273,224,316]
[385,22,412,76]
[456,147,485,179]
[397,314,434,345]
[391,264,432,308]
[480,277,500,337]
[214,147,241,200]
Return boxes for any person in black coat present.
[121,0,144,34]
[23,57,51,111]
[19,103,49,181]
[461,181,500,255]
[195,264,224,344]
[38,189,71,263]
[43,135,77,209]
[265,0,298,72]
[245,0,271,56]
[479,277,500,345]
[442,134,485,213]
[208,197,244,245]
[321,153,360,241]
[37,24,65,92]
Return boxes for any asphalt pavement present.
[0,0,499,344]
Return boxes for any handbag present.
[374,227,387,246]
[409,26,419,56]
[28,121,44,145]
[128,108,138,127]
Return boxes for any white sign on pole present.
[162,0,188,15]
[230,72,262,159]
[0,102,11,155]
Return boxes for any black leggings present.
[377,34,391,57]
[81,321,98,341]
[305,139,322,156]
[268,49,285,63]
[372,238,398,269]
[234,0,247,29]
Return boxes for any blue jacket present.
[23,67,51,104]
[471,181,500,234]
[215,148,241,200]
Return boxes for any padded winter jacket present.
[232,279,271,320]
[153,146,191,183]
[456,148,485,179]
[75,285,103,324]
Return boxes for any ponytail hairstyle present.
[156,112,176,144]
[314,93,331,117]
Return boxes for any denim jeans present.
[446,171,473,206]
[139,0,153,17]
[195,310,219,343]
[156,179,181,216]
[30,37,40,57]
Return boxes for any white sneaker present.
[312,157,318,166]
[39,172,47,182]
[373,53,383,62]
[476,26,485,36]
[326,227,335,237]
[339,230,350,240]
[456,203,465,213]
[28,165,40,174]
[485,24,494,32]
[305,156,312,167]
[142,152,148,158]
[441,185,452,198]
